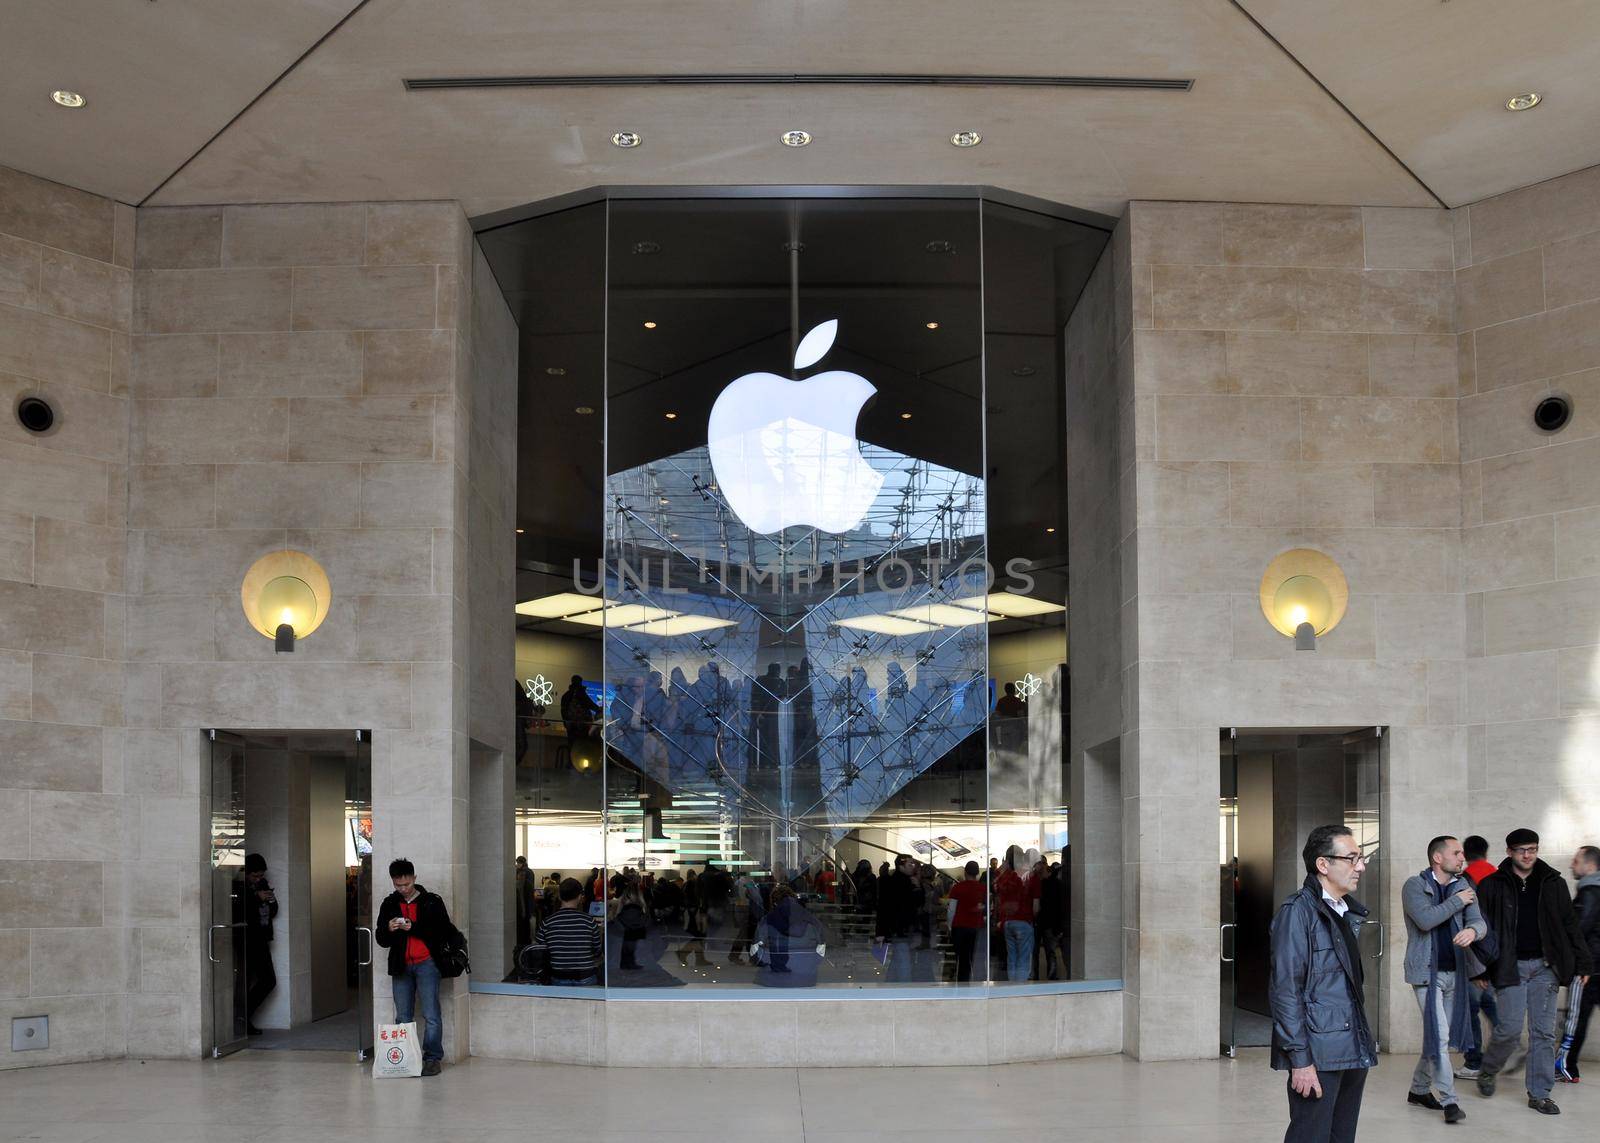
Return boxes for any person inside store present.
[946,860,988,983]
[238,853,278,1036]
[532,876,604,987]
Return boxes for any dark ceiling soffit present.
[405,73,1194,91]
[471,185,1120,238]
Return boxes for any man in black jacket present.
[1473,828,1593,1113]
[239,853,278,1036]
[1269,824,1377,1143]
[1558,845,1600,1080]
[374,858,456,1076]
[873,854,919,982]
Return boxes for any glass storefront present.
[484,190,1116,994]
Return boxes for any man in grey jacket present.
[1270,824,1378,1143]
[1402,835,1488,1123]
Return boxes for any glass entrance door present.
[1344,727,1385,1049]
[207,730,249,1058]
[1219,730,1239,1056]
[351,731,375,1060]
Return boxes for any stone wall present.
[1120,201,1465,1059]
[1456,166,1600,932]
[2,162,517,1067]
[0,166,135,1069]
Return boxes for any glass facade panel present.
[483,190,1119,995]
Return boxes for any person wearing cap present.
[1472,828,1594,1115]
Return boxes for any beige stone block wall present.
[1457,167,1600,974]
[1122,201,1467,1060]
[0,165,133,1070]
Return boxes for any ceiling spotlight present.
[664,411,678,419]
[51,90,86,108]
[632,240,661,255]
[1045,526,1056,534]
[643,320,657,329]
[574,406,595,415]
[1505,92,1542,112]
[611,131,643,148]
[781,130,813,147]
[545,366,566,376]
[925,321,940,330]
[515,528,525,534]
[900,412,913,420]
[950,131,982,148]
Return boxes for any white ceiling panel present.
[0,0,360,204]
[1242,0,1600,206]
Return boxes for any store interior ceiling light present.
[836,614,941,636]
[514,592,607,619]
[781,129,813,147]
[623,615,738,637]
[610,131,642,147]
[953,591,1067,618]
[1506,92,1542,111]
[888,603,997,628]
[950,130,982,147]
[51,90,85,108]
[562,602,679,627]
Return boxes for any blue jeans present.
[1004,921,1034,982]
[1410,971,1459,1104]
[884,938,912,982]
[393,957,443,1062]
[1465,983,1498,1069]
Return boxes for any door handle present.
[207,923,228,963]
[357,926,375,967]
[1219,922,1236,964]
[1368,920,1385,959]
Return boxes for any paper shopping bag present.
[373,1022,423,1078]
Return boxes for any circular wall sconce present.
[1259,548,1348,651]
[241,550,331,653]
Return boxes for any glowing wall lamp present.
[1259,549,1347,651]
[241,550,331,653]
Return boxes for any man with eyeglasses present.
[1472,828,1593,1115]
[1270,824,1378,1143]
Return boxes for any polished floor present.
[1,1048,1594,1143]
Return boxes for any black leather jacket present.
[1269,875,1377,1072]
[1474,859,1593,987]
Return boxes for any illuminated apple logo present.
[707,320,884,534]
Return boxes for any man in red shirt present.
[374,858,457,1076]
[1456,836,1500,1080]
[1464,836,1498,886]
[946,860,988,982]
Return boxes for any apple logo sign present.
[707,319,884,534]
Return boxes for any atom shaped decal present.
[1015,672,1043,699]
[524,674,555,705]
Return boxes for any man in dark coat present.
[374,858,458,1076]
[1269,824,1378,1143]
[1473,828,1593,1114]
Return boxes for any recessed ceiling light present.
[545,366,566,376]
[632,241,661,255]
[643,320,657,329]
[925,321,940,330]
[515,528,525,534]
[611,131,642,148]
[664,411,677,419]
[1505,92,1542,112]
[1045,526,1056,534]
[781,130,813,147]
[51,90,86,108]
[574,406,595,415]
[950,130,982,148]
[899,412,913,420]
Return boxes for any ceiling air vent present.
[404,73,1194,92]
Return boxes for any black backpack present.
[436,920,471,979]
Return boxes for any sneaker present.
[1408,1092,1445,1111]
[1444,1104,1466,1125]
[1527,1097,1559,1115]
[1453,1065,1481,1079]
[1477,1072,1496,1098]
[420,1060,441,1077]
